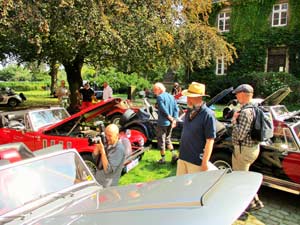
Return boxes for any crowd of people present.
[54,79,263,216]
[55,80,114,110]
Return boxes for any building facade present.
[210,0,300,77]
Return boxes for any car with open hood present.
[120,87,234,145]
[0,148,262,225]
[0,98,148,174]
[211,86,300,195]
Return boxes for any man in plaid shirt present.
[231,84,264,212]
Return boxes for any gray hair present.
[154,82,166,92]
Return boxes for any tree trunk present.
[63,56,84,114]
[49,61,59,96]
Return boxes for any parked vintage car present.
[0,98,148,174]
[122,86,300,194]
[211,86,300,194]
[120,87,234,145]
[0,87,26,107]
[0,149,262,225]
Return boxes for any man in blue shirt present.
[176,82,216,175]
[153,82,179,164]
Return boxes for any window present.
[272,3,288,27]
[267,47,287,72]
[216,57,227,75]
[218,12,230,32]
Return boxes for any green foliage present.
[206,72,300,105]
[0,81,49,91]
[91,67,151,93]
[0,65,31,81]
[210,0,300,79]
[0,64,51,82]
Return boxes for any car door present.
[253,125,300,185]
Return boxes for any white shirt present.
[103,85,113,100]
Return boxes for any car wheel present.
[111,114,122,126]
[210,151,232,171]
[81,154,97,175]
[8,98,18,107]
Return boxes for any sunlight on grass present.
[22,90,58,107]
[119,148,177,185]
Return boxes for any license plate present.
[126,158,139,173]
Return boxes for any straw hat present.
[182,82,209,97]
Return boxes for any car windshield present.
[270,105,290,118]
[0,151,94,216]
[28,108,70,131]
[293,123,300,143]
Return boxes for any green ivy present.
[206,0,300,79]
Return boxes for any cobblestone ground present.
[233,187,300,225]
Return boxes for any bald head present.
[105,124,119,145]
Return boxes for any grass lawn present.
[119,148,178,185]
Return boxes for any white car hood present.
[27,170,262,225]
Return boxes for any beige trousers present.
[232,144,260,171]
[176,159,202,176]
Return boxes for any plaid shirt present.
[232,103,259,147]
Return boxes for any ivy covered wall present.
[205,0,300,78]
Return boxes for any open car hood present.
[207,87,234,107]
[43,98,122,131]
[260,86,291,106]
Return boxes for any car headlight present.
[125,129,131,138]
[138,138,144,147]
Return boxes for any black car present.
[211,86,300,195]
[120,87,234,145]
[121,86,300,194]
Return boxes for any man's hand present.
[232,111,240,124]
[93,141,104,156]
[201,162,209,171]
[171,120,177,128]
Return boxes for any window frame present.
[272,3,288,27]
[215,57,227,75]
[217,11,230,32]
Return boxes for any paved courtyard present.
[234,186,300,225]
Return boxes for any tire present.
[81,153,97,175]
[111,114,122,126]
[19,93,27,101]
[8,98,18,107]
[210,151,232,171]
[130,126,145,134]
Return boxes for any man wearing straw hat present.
[176,82,216,175]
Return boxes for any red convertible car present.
[0,98,147,173]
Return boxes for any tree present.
[0,0,235,109]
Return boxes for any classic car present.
[211,86,300,195]
[122,86,300,194]
[120,87,234,145]
[0,149,262,225]
[0,98,148,174]
[0,87,26,107]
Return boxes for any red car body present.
[0,98,147,172]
